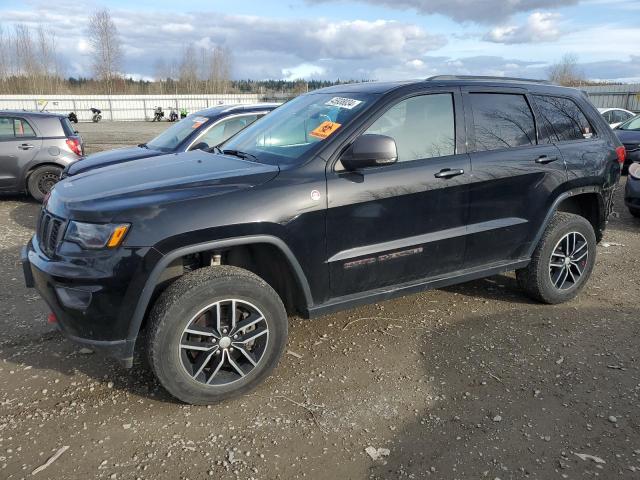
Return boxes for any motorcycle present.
[91,107,102,123]
[68,112,78,124]
[152,106,165,122]
[168,109,179,122]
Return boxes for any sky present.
[0,0,639,82]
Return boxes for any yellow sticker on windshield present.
[310,121,341,140]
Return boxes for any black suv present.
[22,76,623,404]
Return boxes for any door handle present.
[535,155,558,164]
[434,168,464,179]
[18,144,35,150]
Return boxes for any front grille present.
[36,209,66,257]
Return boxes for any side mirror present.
[341,134,398,171]
[190,142,209,151]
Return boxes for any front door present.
[326,90,471,297]
[461,89,567,267]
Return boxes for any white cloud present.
[283,63,326,80]
[484,12,563,44]
[161,23,195,34]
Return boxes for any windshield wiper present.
[221,149,258,161]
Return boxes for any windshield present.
[147,115,210,151]
[618,115,640,131]
[221,92,373,165]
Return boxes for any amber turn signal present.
[107,225,130,248]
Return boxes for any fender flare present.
[526,186,603,258]
[125,235,314,342]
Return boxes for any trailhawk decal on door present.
[343,247,423,269]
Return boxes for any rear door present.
[0,116,42,190]
[461,88,567,267]
[326,89,471,297]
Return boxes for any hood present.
[48,150,279,220]
[65,146,163,176]
[615,129,640,146]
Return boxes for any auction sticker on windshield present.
[310,121,342,140]
[325,97,363,109]
[191,116,208,129]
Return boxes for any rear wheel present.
[516,212,596,304]
[27,165,62,202]
[629,207,640,218]
[147,266,288,404]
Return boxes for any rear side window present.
[365,93,456,162]
[469,93,536,152]
[0,117,36,139]
[534,95,594,142]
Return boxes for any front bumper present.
[21,239,157,368]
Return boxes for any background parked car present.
[613,114,640,171]
[625,162,640,217]
[599,107,635,128]
[0,111,84,201]
[63,103,279,178]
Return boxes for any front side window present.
[364,93,456,162]
[195,114,259,148]
[534,95,594,142]
[470,93,536,152]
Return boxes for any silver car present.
[0,111,83,201]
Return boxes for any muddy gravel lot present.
[1,121,640,479]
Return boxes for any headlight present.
[64,221,130,249]
[629,162,640,180]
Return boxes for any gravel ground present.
[1,122,639,479]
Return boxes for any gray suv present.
[0,111,83,201]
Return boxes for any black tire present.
[516,212,596,304]
[27,165,62,202]
[629,207,640,218]
[147,266,288,404]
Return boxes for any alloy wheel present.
[548,231,588,290]
[179,299,269,386]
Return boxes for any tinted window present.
[470,94,536,151]
[365,94,455,162]
[534,95,594,142]
[602,111,613,123]
[60,118,76,137]
[612,110,631,123]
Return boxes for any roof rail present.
[426,75,552,85]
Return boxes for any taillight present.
[66,138,82,156]
[616,146,626,165]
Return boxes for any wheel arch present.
[126,235,314,342]
[528,186,605,257]
[24,161,66,188]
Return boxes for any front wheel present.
[147,266,288,404]
[516,212,596,304]
[27,165,62,202]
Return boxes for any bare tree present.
[88,9,123,94]
[548,53,585,87]
[0,24,8,88]
[178,44,199,94]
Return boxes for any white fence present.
[0,94,270,121]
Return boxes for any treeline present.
[0,76,361,95]
[0,9,362,96]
